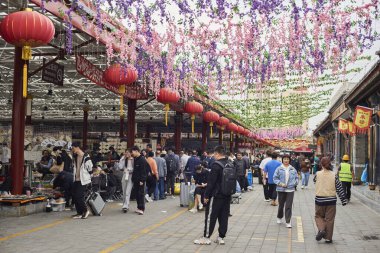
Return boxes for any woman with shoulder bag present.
[120,149,134,213]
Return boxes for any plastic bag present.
[361,167,368,183]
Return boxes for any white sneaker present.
[189,208,198,213]
[198,203,204,210]
[301,185,304,189]
[286,222,292,228]
[148,196,154,202]
[214,236,225,245]
[171,195,176,199]
[304,186,308,189]
[277,218,283,224]
[264,199,270,202]
[145,194,150,201]
[194,237,211,245]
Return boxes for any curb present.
[351,188,380,215]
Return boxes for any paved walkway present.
[1,179,380,253]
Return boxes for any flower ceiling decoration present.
[42,0,379,134]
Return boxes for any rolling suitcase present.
[87,191,105,216]
[180,182,190,207]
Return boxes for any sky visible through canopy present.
[66,0,380,139]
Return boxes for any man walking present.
[234,152,246,192]
[259,150,272,202]
[338,155,354,202]
[131,146,148,215]
[154,150,167,200]
[264,151,282,206]
[194,146,232,245]
[71,142,93,219]
[165,147,180,198]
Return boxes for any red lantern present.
[227,122,238,142]
[217,117,230,129]
[237,126,244,135]
[184,101,203,133]
[103,63,138,116]
[0,8,55,98]
[203,111,220,137]
[243,129,250,137]
[157,88,180,126]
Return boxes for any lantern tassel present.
[210,122,213,137]
[191,114,195,133]
[119,85,126,117]
[221,129,224,141]
[165,104,170,126]
[230,132,233,142]
[23,64,28,98]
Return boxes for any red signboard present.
[75,54,119,94]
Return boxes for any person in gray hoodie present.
[154,150,167,200]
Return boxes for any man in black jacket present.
[194,146,231,246]
[131,146,148,215]
[234,152,246,192]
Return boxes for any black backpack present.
[166,155,176,173]
[214,161,237,196]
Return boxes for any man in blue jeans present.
[154,150,167,200]
[264,152,282,206]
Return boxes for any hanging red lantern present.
[103,63,138,117]
[157,87,180,126]
[237,126,245,135]
[184,101,203,133]
[216,117,230,141]
[0,8,55,98]
[203,111,220,137]
[243,129,250,137]
[227,122,238,142]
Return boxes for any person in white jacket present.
[119,149,134,213]
[71,142,93,219]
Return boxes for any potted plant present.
[368,183,376,190]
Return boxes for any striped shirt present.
[314,174,347,206]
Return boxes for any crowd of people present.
[34,143,351,245]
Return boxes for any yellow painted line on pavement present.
[99,209,187,253]
[296,216,304,242]
[0,219,68,242]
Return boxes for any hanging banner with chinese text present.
[338,118,348,134]
[347,121,356,136]
[353,106,373,134]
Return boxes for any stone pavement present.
[1,179,380,253]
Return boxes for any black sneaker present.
[316,231,326,241]
[325,240,333,244]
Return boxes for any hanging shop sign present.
[338,118,348,134]
[347,121,356,136]
[331,102,347,121]
[42,60,64,86]
[75,54,119,94]
[353,106,373,134]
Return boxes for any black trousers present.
[133,181,146,211]
[341,182,352,200]
[277,191,294,223]
[71,181,87,215]
[268,184,277,200]
[204,197,230,238]
[147,176,157,197]
[166,173,176,195]
[237,176,246,191]
[263,183,270,200]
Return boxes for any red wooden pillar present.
[10,47,25,194]
[174,112,183,153]
[202,120,208,152]
[230,132,234,152]
[119,115,124,138]
[83,108,89,150]
[127,99,137,148]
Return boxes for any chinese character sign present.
[353,106,373,134]
[338,118,348,134]
[347,121,356,136]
